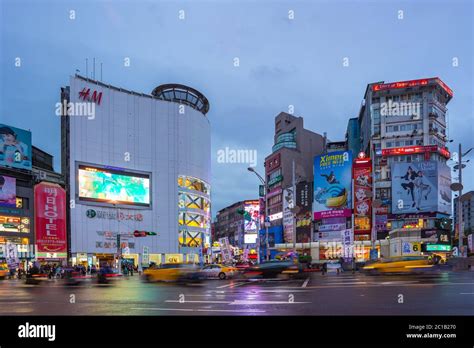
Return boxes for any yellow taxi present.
[363,256,435,274]
[143,263,199,282]
[0,265,9,279]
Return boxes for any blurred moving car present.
[97,266,122,284]
[0,266,9,280]
[362,256,436,274]
[199,264,238,280]
[243,260,302,279]
[326,260,343,274]
[143,263,200,282]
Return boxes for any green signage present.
[268,175,283,186]
[426,244,451,252]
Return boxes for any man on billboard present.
[0,126,30,169]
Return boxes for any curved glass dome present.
[151,84,210,115]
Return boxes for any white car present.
[199,264,238,280]
[326,260,342,273]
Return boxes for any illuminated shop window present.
[178,175,210,195]
[178,212,210,229]
[178,193,210,211]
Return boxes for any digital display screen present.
[78,164,150,206]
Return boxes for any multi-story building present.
[0,124,63,266]
[262,112,325,258]
[61,75,211,267]
[213,200,259,249]
[453,191,474,239]
[358,77,453,251]
[346,117,361,157]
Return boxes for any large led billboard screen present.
[313,151,353,219]
[77,163,151,207]
[391,161,451,214]
[0,124,32,170]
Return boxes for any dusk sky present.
[1,0,472,217]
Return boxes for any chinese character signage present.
[34,182,67,253]
[353,157,372,235]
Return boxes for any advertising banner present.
[0,124,32,170]
[283,187,295,243]
[313,151,352,219]
[219,237,232,263]
[0,175,16,208]
[34,182,67,253]
[353,158,372,234]
[296,181,312,213]
[315,230,343,241]
[319,223,346,232]
[391,161,451,214]
[244,200,259,232]
[142,246,149,265]
[341,228,354,258]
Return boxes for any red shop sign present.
[34,182,67,253]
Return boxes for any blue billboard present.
[313,151,353,219]
[0,124,32,170]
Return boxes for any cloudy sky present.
[1,0,472,217]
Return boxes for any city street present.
[0,271,472,316]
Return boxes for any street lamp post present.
[248,167,270,262]
[454,144,473,257]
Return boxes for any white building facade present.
[61,75,211,266]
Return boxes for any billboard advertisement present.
[391,161,451,214]
[353,158,372,235]
[283,187,295,243]
[34,182,67,253]
[313,151,352,219]
[244,200,259,232]
[0,124,32,170]
[0,175,16,208]
[78,163,151,207]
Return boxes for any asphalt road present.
[0,271,473,315]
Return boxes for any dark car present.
[97,267,122,284]
[242,260,303,279]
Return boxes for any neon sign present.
[382,145,450,159]
[372,77,453,97]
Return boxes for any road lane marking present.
[131,307,266,313]
[302,278,310,288]
[230,300,310,305]
[216,282,240,289]
[166,300,231,304]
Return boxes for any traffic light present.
[237,209,251,221]
[133,230,157,237]
[435,218,452,231]
[134,231,147,237]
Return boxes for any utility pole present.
[292,160,296,255]
[457,143,463,256]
